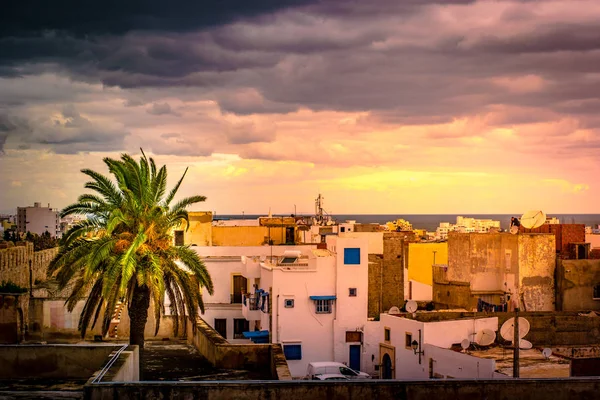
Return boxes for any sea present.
[215,214,600,232]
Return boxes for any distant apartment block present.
[435,217,500,239]
[17,202,60,238]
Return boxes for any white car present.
[306,362,371,380]
[313,374,350,381]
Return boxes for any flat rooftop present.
[470,346,570,378]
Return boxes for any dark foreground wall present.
[86,379,600,400]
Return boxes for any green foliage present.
[48,150,213,342]
[23,231,59,251]
[0,281,28,294]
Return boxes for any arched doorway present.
[382,353,393,379]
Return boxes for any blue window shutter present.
[344,248,360,265]
[283,344,302,360]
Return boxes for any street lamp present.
[411,329,425,364]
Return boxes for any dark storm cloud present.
[0,0,319,36]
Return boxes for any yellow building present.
[407,242,448,285]
[174,211,213,246]
[212,226,292,246]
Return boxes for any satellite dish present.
[510,226,519,235]
[542,348,552,359]
[519,339,533,350]
[500,317,531,341]
[474,329,496,346]
[405,300,418,313]
[520,210,546,229]
[388,306,401,314]
[461,339,470,350]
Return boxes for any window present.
[214,318,227,338]
[349,288,357,297]
[344,248,360,265]
[283,344,302,360]
[285,299,295,308]
[339,366,358,377]
[594,285,600,300]
[405,333,413,348]
[384,328,390,342]
[340,227,346,233]
[233,318,249,339]
[281,257,297,264]
[174,230,184,246]
[315,299,333,314]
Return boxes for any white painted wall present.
[409,280,432,301]
[425,344,495,379]
[380,314,499,379]
[363,320,382,376]
[587,234,600,249]
[340,232,384,254]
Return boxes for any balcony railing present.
[243,293,269,313]
[243,295,260,311]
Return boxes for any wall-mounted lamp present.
[411,329,424,364]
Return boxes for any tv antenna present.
[520,210,546,229]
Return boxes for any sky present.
[1,0,600,215]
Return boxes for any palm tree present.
[48,150,213,351]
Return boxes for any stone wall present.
[520,224,586,258]
[556,259,600,311]
[0,294,25,343]
[85,379,600,400]
[0,242,58,288]
[367,254,383,318]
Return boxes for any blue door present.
[349,345,361,371]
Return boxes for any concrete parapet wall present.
[187,318,291,379]
[85,378,600,400]
[0,345,118,379]
[399,311,600,346]
[88,345,139,383]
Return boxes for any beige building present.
[17,202,60,238]
[438,232,556,311]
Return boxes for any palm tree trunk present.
[129,283,150,348]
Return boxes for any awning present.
[309,295,337,301]
[242,330,269,339]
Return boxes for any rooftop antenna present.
[474,328,496,347]
[542,348,552,359]
[315,194,325,225]
[520,210,546,230]
[461,338,470,352]
[405,300,417,317]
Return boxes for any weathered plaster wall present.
[518,234,556,311]
[0,294,25,343]
[179,211,212,246]
[447,233,555,311]
[433,266,471,310]
[556,259,600,311]
[0,345,116,379]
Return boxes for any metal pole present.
[513,308,520,378]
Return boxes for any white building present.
[378,314,500,379]
[195,236,377,378]
[17,202,61,238]
[436,217,500,240]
